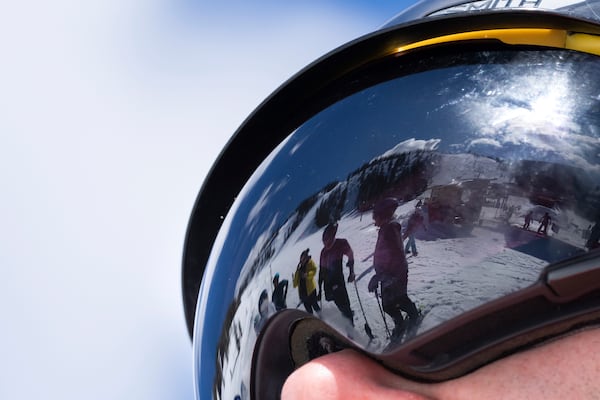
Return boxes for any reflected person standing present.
[293,249,321,314]
[319,223,355,325]
[369,198,420,342]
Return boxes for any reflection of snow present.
[219,153,592,398]
[220,202,551,399]
[376,138,440,160]
[468,137,502,149]
[309,209,546,342]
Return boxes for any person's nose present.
[281,349,439,400]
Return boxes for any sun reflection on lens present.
[465,60,586,163]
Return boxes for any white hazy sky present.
[0,1,415,399]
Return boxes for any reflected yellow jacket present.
[293,258,318,295]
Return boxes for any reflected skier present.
[368,198,420,342]
[253,289,276,334]
[586,221,600,250]
[537,212,552,235]
[271,273,288,311]
[318,223,356,325]
[523,210,533,230]
[293,249,321,314]
[404,205,425,256]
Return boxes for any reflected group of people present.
[313,200,424,343]
[522,210,553,235]
[255,197,427,345]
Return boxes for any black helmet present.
[183,1,600,399]
[373,197,400,220]
[322,223,338,242]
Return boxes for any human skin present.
[282,329,600,400]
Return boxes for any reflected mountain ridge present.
[237,144,439,295]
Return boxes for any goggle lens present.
[189,24,600,400]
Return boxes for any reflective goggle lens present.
[187,20,600,400]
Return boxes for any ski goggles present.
[183,7,600,400]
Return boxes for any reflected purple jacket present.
[374,221,408,280]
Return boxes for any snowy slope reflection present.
[240,150,556,351]
[215,149,599,399]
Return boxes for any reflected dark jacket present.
[319,238,354,285]
[374,221,408,281]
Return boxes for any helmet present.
[373,197,400,220]
[322,222,338,243]
[183,1,600,399]
[300,248,310,261]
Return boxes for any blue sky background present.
[0,1,416,399]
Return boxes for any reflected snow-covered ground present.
[266,200,547,349]
[216,145,597,399]
[217,148,596,398]
[218,196,567,398]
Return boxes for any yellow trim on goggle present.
[395,28,600,57]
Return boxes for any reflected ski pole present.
[375,286,391,339]
[353,280,374,340]
[361,252,374,262]
[318,281,323,310]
